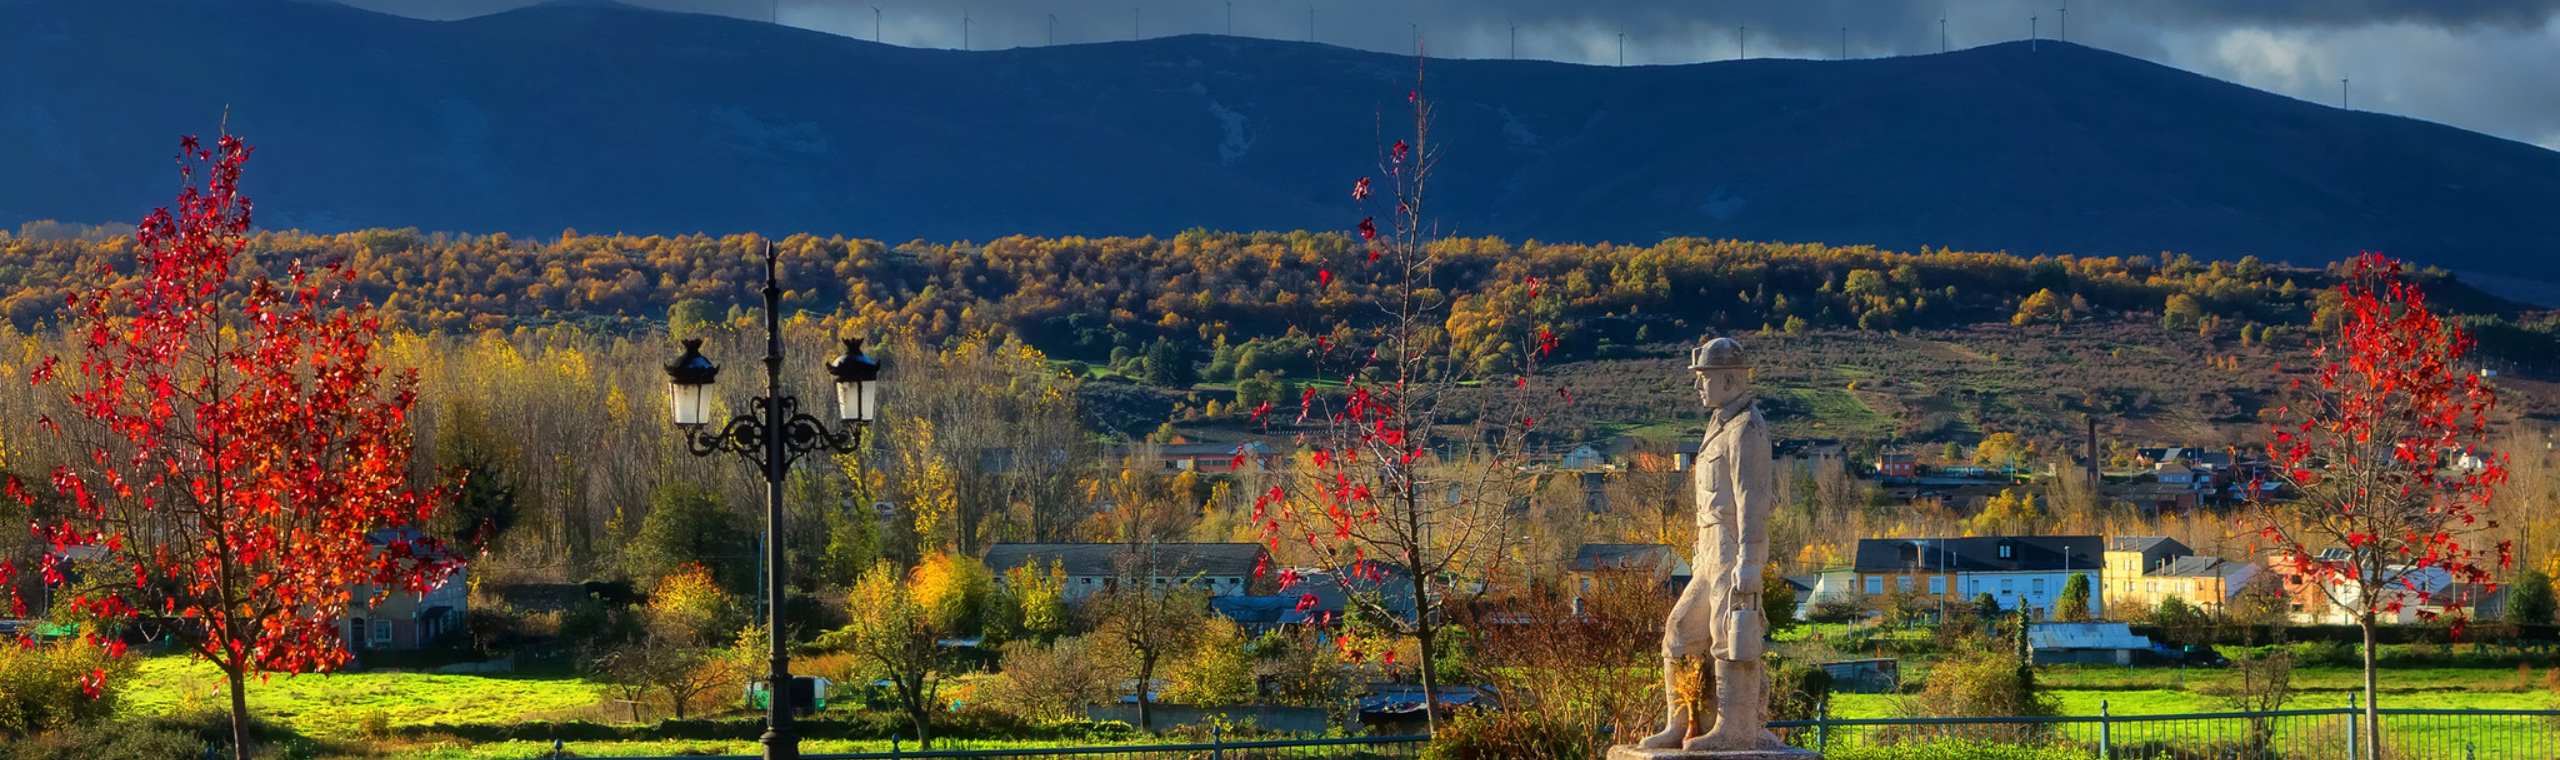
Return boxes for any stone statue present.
[1615,337,1814,759]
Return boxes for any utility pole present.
[2059,5,2068,42]
[769,0,777,24]
[1411,22,1419,55]
[1048,13,1056,45]
[1841,26,1848,59]
[1618,32,1624,66]
[1738,25,1746,59]
[962,9,969,51]
[1225,0,1232,35]
[1133,6,1140,40]
[871,6,881,43]
[1510,22,1517,60]
[1941,15,1948,53]
[1307,5,1314,42]
[2030,15,2038,51]
[2341,77,2350,109]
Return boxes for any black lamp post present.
[664,241,879,760]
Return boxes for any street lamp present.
[663,241,880,760]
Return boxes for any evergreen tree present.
[2508,570,2555,627]
[2056,572,2092,622]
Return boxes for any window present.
[1998,544,2015,559]
[1866,576,1884,595]
[2032,578,2047,595]
[1897,576,1913,591]
[2000,578,2015,592]
[1928,576,1946,594]
[370,620,392,644]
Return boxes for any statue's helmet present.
[1689,336,1747,372]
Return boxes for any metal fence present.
[1772,702,2560,760]
[557,734,1431,760]
[560,706,2559,760]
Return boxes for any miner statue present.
[1615,337,1816,759]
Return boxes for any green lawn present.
[1827,688,2557,757]
[1762,385,1894,439]
[114,654,2560,758]
[120,657,612,740]
[376,737,1173,760]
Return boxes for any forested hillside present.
[9,226,2536,357]
[10,224,2558,448]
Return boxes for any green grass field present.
[120,657,612,740]
[112,653,2560,758]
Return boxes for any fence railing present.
[556,733,1431,760]
[1771,701,2560,760]
[560,706,2558,760]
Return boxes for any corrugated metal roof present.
[984,542,1267,578]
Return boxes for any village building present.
[344,528,468,653]
[2102,536,2260,614]
[1852,535,2102,619]
[1567,543,1693,609]
[984,542,1269,600]
[1138,440,1278,474]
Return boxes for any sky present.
[333,0,2560,151]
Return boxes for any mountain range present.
[5,0,2559,280]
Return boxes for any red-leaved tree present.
[1249,56,1560,733]
[2253,253,2507,760]
[1,132,460,759]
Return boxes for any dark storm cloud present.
[330,0,2560,149]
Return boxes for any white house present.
[344,528,467,653]
[2271,560,2456,625]
[1559,444,1610,470]
[1853,536,2103,620]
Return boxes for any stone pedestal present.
[1606,746,1821,760]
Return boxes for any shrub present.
[0,718,202,760]
[2282,640,2358,668]
[985,636,1115,722]
[1420,706,1592,760]
[2510,570,2556,627]
[1808,596,1864,624]
[1162,618,1257,707]
[1890,649,2053,745]
[648,563,744,647]
[1768,656,1835,723]
[0,637,125,739]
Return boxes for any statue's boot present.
[1634,656,1692,749]
[1686,659,1788,751]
